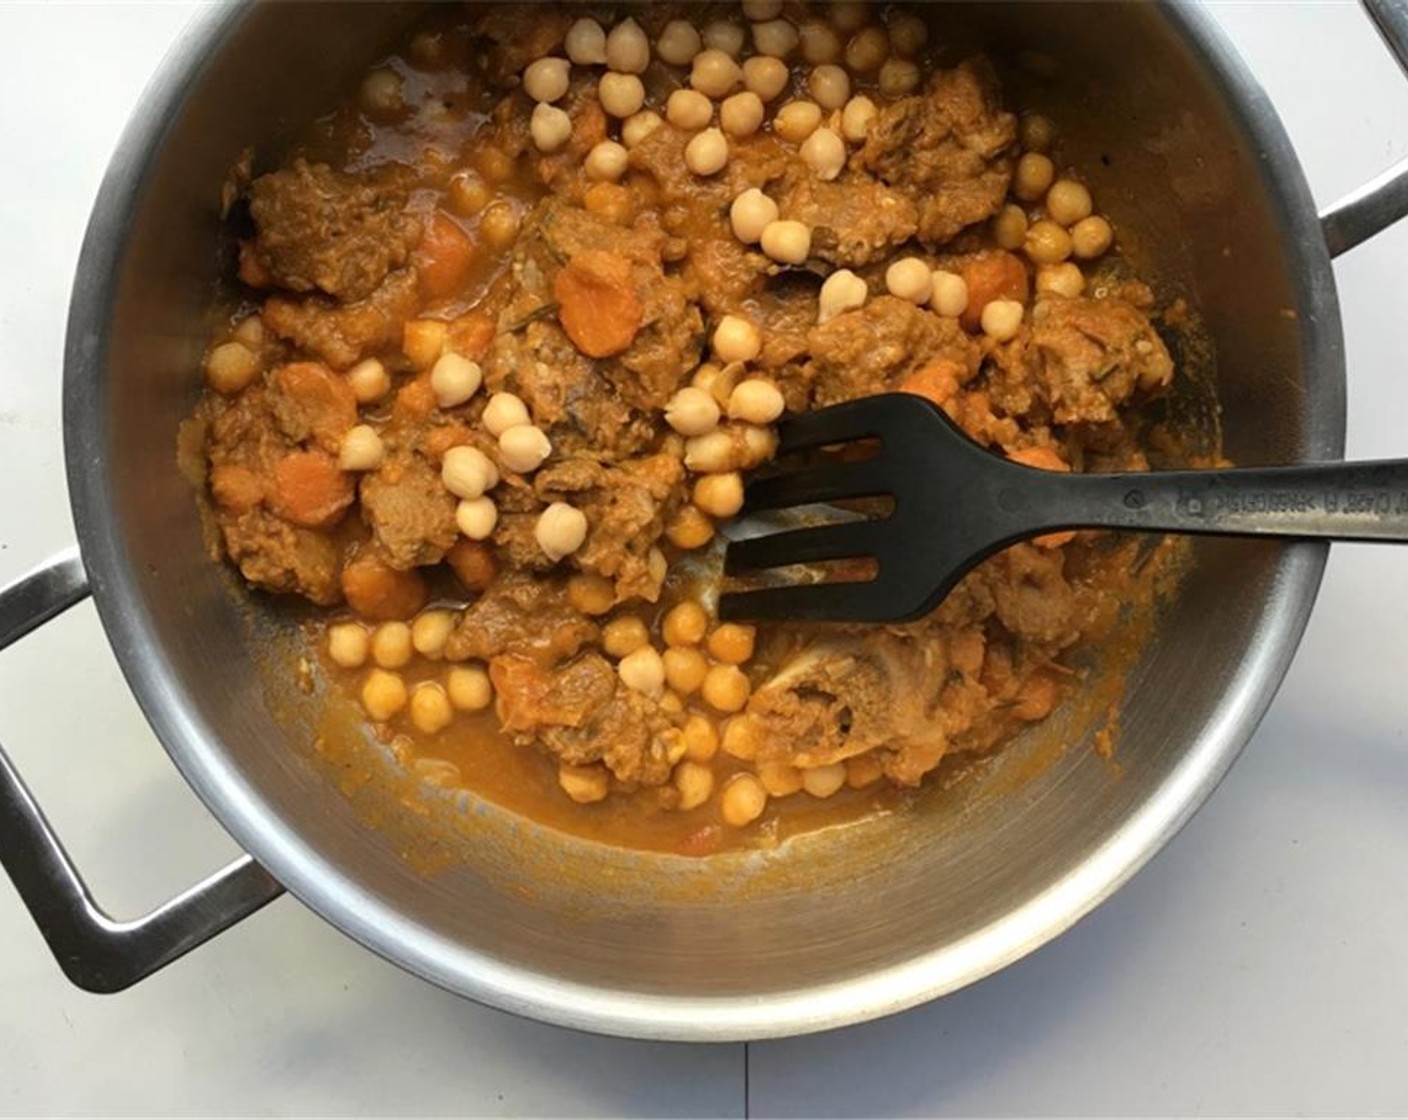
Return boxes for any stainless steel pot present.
[4,0,1408,1042]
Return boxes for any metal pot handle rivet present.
[0,547,284,992]
[1320,0,1408,255]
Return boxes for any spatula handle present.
[1039,459,1408,542]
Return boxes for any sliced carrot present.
[392,372,438,424]
[446,310,496,360]
[341,551,428,621]
[403,318,448,369]
[273,362,358,450]
[899,357,963,406]
[445,540,497,592]
[553,249,643,358]
[956,250,1029,332]
[415,212,476,300]
[209,464,264,512]
[268,451,355,529]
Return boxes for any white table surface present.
[2,3,1407,1116]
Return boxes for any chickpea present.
[666,88,714,131]
[720,774,768,826]
[727,380,785,425]
[885,257,933,305]
[758,763,803,797]
[232,315,264,349]
[1020,112,1056,153]
[446,664,493,711]
[707,623,756,665]
[346,357,390,403]
[565,17,608,65]
[726,188,776,247]
[888,12,929,56]
[1046,178,1094,226]
[702,20,746,58]
[840,95,877,143]
[474,146,514,185]
[359,68,403,117]
[662,601,709,647]
[801,762,847,798]
[684,128,730,176]
[567,572,615,616]
[819,268,867,323]
[878,57,920,96]
[498,424,552,473]
[430,351,482,408]
[411,609,455,659]
[618,645,666,698]
[846,753,885,788]
[621,109,664,148]
[807,64,851,110]
[702,663,751,713]
[682,714,719,761]
[648,546,668,587]
[685,430,736,473]
[752,18,800,58]
[799,20,842,64]
[605,17,650,73]
[1025,218,1073,265]
[980,298,1025,342]
[338,424,384,471]
[598,72,645,119]
[829,1,869,33]
[663,647,710,696]
[656,19,702,66]
[529,103,573,153]
[410,683,454,734]
[602,615,650,658]
[1036,262,1086,299]
[674,761,715,811]
[845,27,889,72]
[327,622,369,669]
[665,504,715,550]
[361,668,408,721]
[478,202,520,251]
[993,203,1029,251]
[930,270,970,318]
[403,319,448,368]
[559,764,609,804]
[1014,152,1055,202]
[662,386,719,438]
[774,99,822,143]
[441,445,498,500]
[721,714,761,760]
[743,56,790,101]
[693,471,746,519]
[371,621,413,669]
[799,126,846,179]
[713,315,762,363]
[449,173,494,217]
[760,219,812,264]
[481,392,530,438]
[534,501,588,562]
[1071,215,1114,259]
[455,496,498,541]
[690,48,742,98]
[720,91,765,138]
[522,57,570,103]
[205,341,260,395]
[585,139,630,182]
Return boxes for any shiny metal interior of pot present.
[72,1,1343,1038]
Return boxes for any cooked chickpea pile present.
[203,2,1137,844]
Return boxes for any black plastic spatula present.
[719,391,1408,623]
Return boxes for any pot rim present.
[61,0,1346,1040]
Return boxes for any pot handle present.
[1320,0,1408,255]
[0,547,284,993]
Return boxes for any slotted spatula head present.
[719,394,1046,624]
